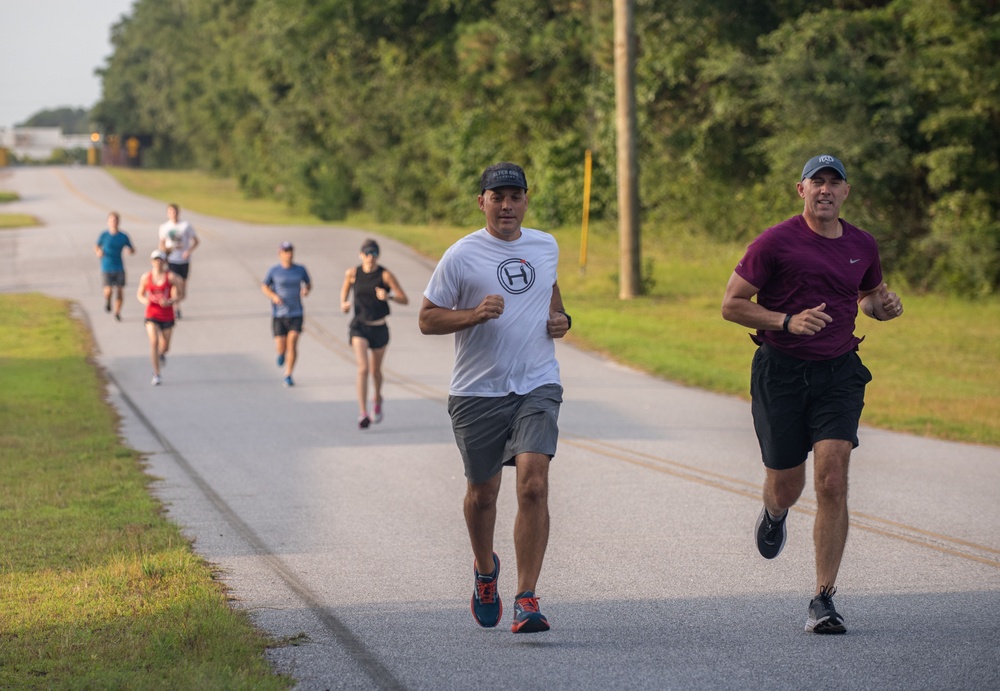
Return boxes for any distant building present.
[0,126,94,160]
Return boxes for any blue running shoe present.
[277,353,285,367]
[283,375,294,387]
[511,591,550,633]
[471,552,502,628]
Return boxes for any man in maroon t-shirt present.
[722,154,904,634]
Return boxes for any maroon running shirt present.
[734,214,883,361]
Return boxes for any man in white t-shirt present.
[419,162,571,634]
[158,203,199,317]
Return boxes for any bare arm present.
[182,234,200,260]
[136,273,149,305]
[169,274,186,304]
[340,268,355,313]
[418,295,504,335]
[722,271,831,336]
[378,269,409,306]
[546,282,570,339]
[858,282,903,321]
[261,281,282,306]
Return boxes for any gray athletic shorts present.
[102,271,126,287]
[447,383,563,484]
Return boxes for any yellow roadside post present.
[88,133,101,166]
[580,149,593,274]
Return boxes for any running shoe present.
[511,590,550,633]
[105,299,111,313]
[755,506,787,559]
[114,313,121,322]
[373,399,383,424]
[283,375,294,387]
[471,552,502,628]
[806,586,847,634]
[277,353,285,367]
[358,414,371,429]
[151,374,161,386]
[159,353,166,367]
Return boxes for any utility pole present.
[614,0,641,299]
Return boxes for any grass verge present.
[0,213,39,229]
[0,293,292,690]
[106,168,1000,446]
[0,190,40,229]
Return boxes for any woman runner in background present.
[340,239,408,428]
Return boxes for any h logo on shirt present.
[496,258,536,295]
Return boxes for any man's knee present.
[813,440,852,502]
[466,476,501,509]
[766,466,806,508]
[516,457,550,504]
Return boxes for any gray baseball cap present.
[801,154,847,181]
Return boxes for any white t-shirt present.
[424,228,561,397]
[158,220,197,264]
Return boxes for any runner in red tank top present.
[137,250,185,385]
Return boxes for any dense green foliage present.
[17,107,91,134]
[93,0,1000,294]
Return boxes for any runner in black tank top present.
[340,239,409,429]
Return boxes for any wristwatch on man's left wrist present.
[558,310,572,330]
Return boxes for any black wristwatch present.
[558,310,572,330]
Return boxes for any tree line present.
[93,0,999,295]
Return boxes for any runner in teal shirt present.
[94,211,135,320]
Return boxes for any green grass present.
[107,168,1000,446]
[107,169,326,226]
[0,190,40,229]
[0,213,39,229]
[0,293,292,690]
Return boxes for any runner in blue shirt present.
[94,211,135,321]
[261,241,312,387]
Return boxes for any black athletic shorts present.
[167,261,190,279]
[272,316,304,337]
[145,318,175,330]
[349,320,389,349]
[750,344,872,470]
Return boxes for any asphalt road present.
[3,166,999,690]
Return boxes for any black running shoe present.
[755,506,787,559]
[806,586,846,634]
[470,552,502,628]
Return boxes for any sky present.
[0,0,136,129]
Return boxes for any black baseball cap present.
[480,162,528,192]
[361,240,379,256]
